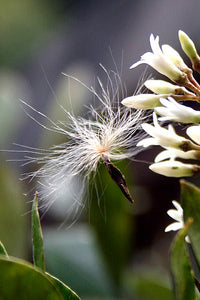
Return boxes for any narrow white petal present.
[154,150,173,162]
[141,123,158,137]
[130,60,145,69]
[168,124,176,135]
[137,137,157,147]
[167,209,182,222]
[150,34,162,55]
[172,200,183,212]
[165,222,183,232]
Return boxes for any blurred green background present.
[1,0,200,299]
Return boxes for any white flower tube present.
[130,34,186,83]
[155,97,200,123]
[149,160,200,177]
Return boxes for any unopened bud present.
[144,79,187,95]
[179,30,200,72]
[121,94,162,110]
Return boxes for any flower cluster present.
[122,30,200,178]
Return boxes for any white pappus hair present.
[15,66,146,218]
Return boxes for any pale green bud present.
[144,79,187,95]
[179,30,200,64]
[121,94,163,110]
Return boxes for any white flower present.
[155,97,200,123]
[18,69,145,212]
[121,93,163,110]
[149,160,200,177]
[187,125,200,145]
[130,34,185,83]
[154,148,200,163]
[165,201,184,232]
[137,112,196,151]
[165,200,190,242]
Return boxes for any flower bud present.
[179,30,200,70]
[144,79,187,95]
[121,94,162,110]
[149,160,200,177]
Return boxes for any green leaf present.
[46,272,81,300]
[32,191,45,271]
[0,240,8,257]
[89,161,133,288]
[181,180,200,269]
[170,219,196,300]
[0,256,64,299]
[187,242,200,284]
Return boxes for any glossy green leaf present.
[181,180,200,269]
[46,272,81,300]
[32,192,45,271]
[170,219,196,300]
[0,240,8,257]
[0,256,64,299]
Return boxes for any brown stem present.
[188,73,200,90]
[185,81,200,96]
[172,94,200,102]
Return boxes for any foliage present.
[0,193,80,300]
